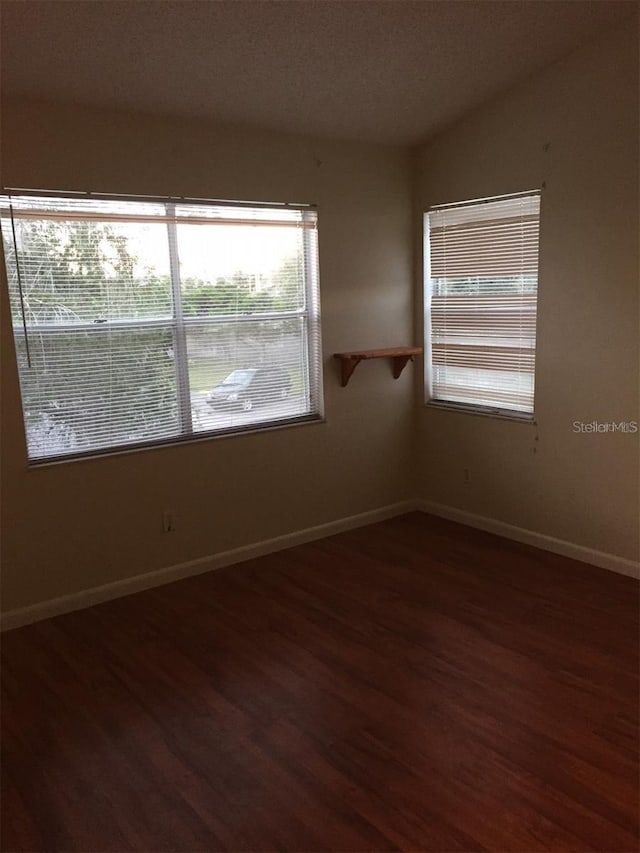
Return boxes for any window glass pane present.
[15,327,179,459]
[431,366,535,412]
[1,214,172,324]
[187,319,311,433]
[176,223,306,316]
[432,275,538,296]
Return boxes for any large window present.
[424,191,540,418]
[1,193,323,462]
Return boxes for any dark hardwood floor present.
[2,512,638,852]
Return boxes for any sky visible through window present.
[125,221,298,283]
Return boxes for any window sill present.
[26,414,326,469]
[424,399,536,424]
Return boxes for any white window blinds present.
[1,193,323,462]
[425,191,541,416]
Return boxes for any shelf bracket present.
[338,355,363,388]
[391,354,413,380]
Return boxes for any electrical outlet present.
[162,510,176,533]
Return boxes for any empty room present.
[0,1,638,851]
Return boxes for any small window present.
[424,191,541,418]
[1,193,323,463]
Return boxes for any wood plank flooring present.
[1,512,638,852]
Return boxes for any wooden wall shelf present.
[333,347,423,387]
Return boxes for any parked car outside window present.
[206,367,291,412]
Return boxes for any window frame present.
[423,190,541,422]
[2,190,325,465]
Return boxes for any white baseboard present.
[417,499,640,579]
[3,498,636,631]
[0,501,416,632]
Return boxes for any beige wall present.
[413,25,639,560]
[0,101,414,611]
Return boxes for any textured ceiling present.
[1,0,636,146]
